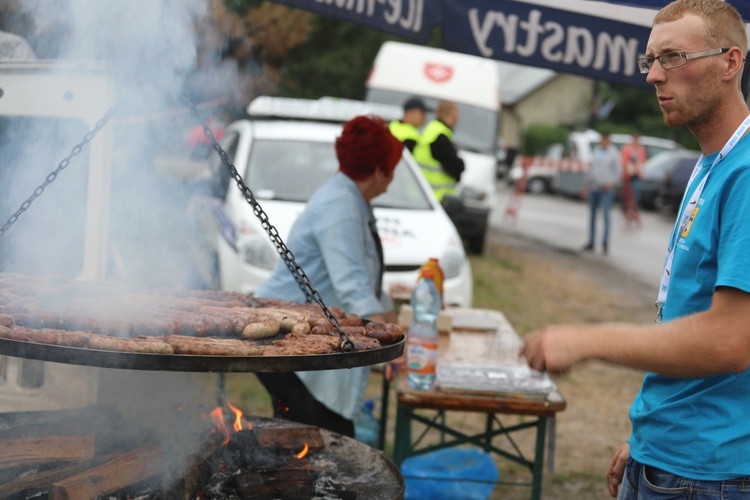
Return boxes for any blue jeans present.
[587,188,614,247]
[618,458,750,499]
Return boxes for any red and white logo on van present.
[423,63,453,83]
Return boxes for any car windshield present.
[244,139,433,210]
[365,89,497,155]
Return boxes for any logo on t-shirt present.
[681,206,699,238]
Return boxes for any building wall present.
[501,74,594,150]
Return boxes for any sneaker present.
[582,244,594,252]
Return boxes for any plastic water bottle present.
[407,269,441,390]
[354,398,380,447]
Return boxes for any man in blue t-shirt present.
[522,1,750,498]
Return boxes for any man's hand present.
[607,442,630,497]
[521,325,588,373]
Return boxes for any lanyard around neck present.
[655,114,750,322]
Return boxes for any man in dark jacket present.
[412,100,465,201]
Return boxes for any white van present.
[365,41,500,254]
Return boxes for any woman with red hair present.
[255,115,403,437]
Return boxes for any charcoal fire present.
[0,403,404,500]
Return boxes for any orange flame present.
[296,443,309,459]
[209,401,252,445]
[210,406,231,445]
[227,401,244,432]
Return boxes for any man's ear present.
[724,46,746,83]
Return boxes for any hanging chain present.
[0,106,118,239]
[181,91,354,352]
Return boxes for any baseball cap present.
[403,97,430,112]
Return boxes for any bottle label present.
[406,338,438,375]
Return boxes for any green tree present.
[596,82,700,150]
[279,16,392,100]
[225,0,399,101]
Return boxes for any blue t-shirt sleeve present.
[716,166,750,293]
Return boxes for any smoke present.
[0,0,242,289]
[0,4,260,479]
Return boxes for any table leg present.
[484,413,493,452]
[531,416,548,500]
[378,374,390,451]
[393,405,412,466]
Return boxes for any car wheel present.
[527,177,548,195]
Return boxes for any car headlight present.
[237,234,278,271]
[441,236,467,280]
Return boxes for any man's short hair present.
[403,97,429,112]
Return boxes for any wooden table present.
[384,308,566,500]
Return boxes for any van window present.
[366,89,497,155]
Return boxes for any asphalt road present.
[489,182,679,292]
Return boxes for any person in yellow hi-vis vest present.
[412,100,465,201]
[389,97,428,153]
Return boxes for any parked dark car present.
[658,155,702,213]
[639,150,700,211]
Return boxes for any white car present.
[198,97,473,308]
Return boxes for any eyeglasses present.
[637,48,730,74]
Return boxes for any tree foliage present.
[222,0,392,101]
[597,82,700,150]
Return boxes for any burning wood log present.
[0,434,95,468]
[233,468,321,499]
[48,443,164,500]
[253,425,325,453]
[0,451,123,498]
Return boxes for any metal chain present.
[181,91,354,352]
[0,106,118,239]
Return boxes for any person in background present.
[620,133,648,206]
[412,99,465,201]
[581,132,620,255]
[389,97,428,153]
[254,115,401,437]
[522,1,750,498]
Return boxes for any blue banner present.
[586,0,750,22]
[269,0,750,89]
[442,0,653,89]
[269,0,441,43]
